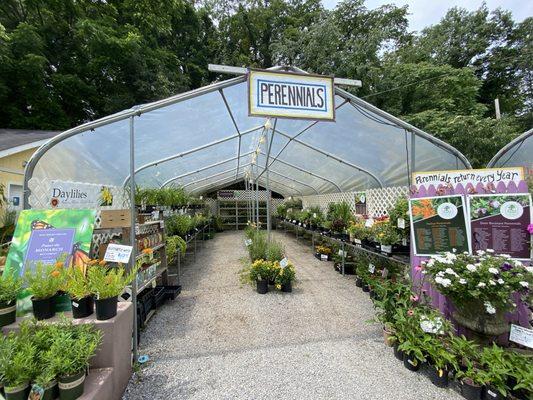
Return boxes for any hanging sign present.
[412,167,524,191]
[49,180,115,208]
[467,193,532,260]
[248,69,335,121]
[409,195,470,256]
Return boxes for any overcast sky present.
[322,0,532,32]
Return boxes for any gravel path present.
[123,230,462,400]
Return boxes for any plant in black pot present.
[24,262,63,320]
[506,352,532,400]
[0,272,23,327]
[274,261,296,293]
[478,344,512,400]
[88,263,136,320]
[246,259,273,294]
[65,266,93,319]
[49,320,102,400]
[456,363,486,400]
[0,330,36,400]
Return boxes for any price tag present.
[365,218,374,228]
[397,218,405,229]
[381,268,389,278]
[368,263,375,274]
[320,254,328,261]
[313,213,317,218]
[104,244,133,263]
[338,249,346,257]
[244,239,252,247]
[353,238,362,245]
[280,258,288,268]
[509,324,533,348]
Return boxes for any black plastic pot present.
[95,295,118,320]
[355,277,363,287]
[281,282,292,293]
[428,366,449,388]
[369,290,376,299]
[256,280,268,294]
[58,371,85,400]
[362,284,370,293]
[32,295,56,320]
[70,296,94,319]
[4,383,30,400]
[393,344,404,361]
[461,380,483,400]
[403,353,420,371]
[0,300,17,327]
[482,386,504,400]
[40,381,59,400]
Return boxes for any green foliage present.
[0,329,36,387]
[64,266,91,300]
[135,187,190,207]
[0,271,23,304]
[274,261,296,286]
[47,318,102,377]
[87,265,137,300]
[276,203,287,218]
[265,239,285,262]
[165,214,193,237]
[387,196,410,239]
[24,262,63,299]
[166,235,187,264]
[248,230,268,262]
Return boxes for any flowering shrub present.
[274,261,296,289]
[372,221,401,245]
[423,250,532,314]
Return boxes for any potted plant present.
[456,364,486,400]
[65,266,94,319]
[348,219,368,246]
[247,259,273,294]
[274,261,296,293]
[24,262,63,320]
[32,366,58,400]
[424,251,532,336]
[88,263,136,320]
[30,321,59,400]
[315,245,332,261]
[478,345,511,400]
[373,221,400,255]
[0,272,23,327]
[0,332,36,400]
[49,321,102,400]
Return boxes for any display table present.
[2,302,133,400]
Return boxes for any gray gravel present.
[123,230,463,400]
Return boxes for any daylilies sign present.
[248,69,335,121]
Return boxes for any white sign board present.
[104,244,133,264]
[509,324,533,349]
[412,167,524,191]
[49,180,115,208]
[248,69,335,121]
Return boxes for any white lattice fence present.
[298,186,408,217]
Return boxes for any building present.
[0,129,60,221]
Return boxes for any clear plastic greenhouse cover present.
[487,128,533,170]
[25,67,471,201]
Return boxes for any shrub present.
[24,262,64,300]
[166,235,187,264]
[88,264,137,300]
[0,272,23,304]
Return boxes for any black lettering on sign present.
[258,80,328,111]
[260,83,268,104]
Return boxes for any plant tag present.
[338,249,346,257]
[365,218,374,228]
[486,390,497,398]
[313,213,317,218]
[397,218,405,229]
[402,238,407,246]
[320,254,328,261]
[152,211,160,220]
[280,258,288,268]
[159,221,164,229]
[407,358,416,366]
[299,222,302,226]
[353,238,361,245]
[368,263,375,273]
[303,223,306,228]
[509,324,533,349]
[244,239,252,247]
[30,384,45,398]
[381,268,388,278]
[104,244,133,263]
[72,301,79,308]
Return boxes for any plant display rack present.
[2,302,134,400]
[218,199,267,230]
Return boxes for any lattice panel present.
[217,190,269,201]
[298,186,408,217]
[205,198,217,215]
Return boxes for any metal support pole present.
[129,116,138,363]
[410,132,416,179]
[341,241,345,276]
[177,247,181,285]
[194,233,197,262]
[255,166,259,228]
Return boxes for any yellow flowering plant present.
[315,245,332,255]
[274,261,296,288]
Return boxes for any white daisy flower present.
[466,264,477,272]
[477,282,486,288]
[488,268,499,275]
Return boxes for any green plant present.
[265,240,284,262]
[64,266,91,300]
[315,245,332,255]
[165,214,193,237]
[87,264,137,299]
[348,218,370,241]
[276,203,287,218]
[48,319,102,377]
[507,352,533,394]
[477,344,512,396]
[372,221,401,245]
[326,202,353,226]
[0,272,23,304]
[0,331,36,388]
[274,261,296,288]
[248,231,268,261]
[388,196,410,239]
[166,235,187,264]
[24,262,63,299]
[242,259,275,284]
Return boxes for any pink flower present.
[410,295,419,302]
[407,309,415,316]
[528,224,533,234]
[414,265,423,272]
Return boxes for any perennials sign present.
[248,69,335,121]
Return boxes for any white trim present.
[0,139,51,159]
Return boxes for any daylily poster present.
[409,195,470,256]
[467,194,532,260]
[4,209,95,314]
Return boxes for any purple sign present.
[23,228,75,271]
